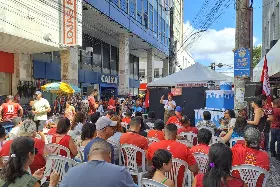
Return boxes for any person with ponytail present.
[143,149,174,187]
[0,137,59,187]
[192,143,247,187]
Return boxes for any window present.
[139,69,145,78]
[158,4,162,39]
[130,0,136,18]
[154,0,158,37]
[166,22,169,45]
[154,68,160,78]
[161,17,165,43]
[133,57,139,78]
[149,3,153,31]
[137,0,143,23]
[111,46,117,71]
[102,43,110,69]
[92,38,102,67]
[144,0,148,29]
[120,0,128,13]
[130,55,134,76]
[111,0,119,6]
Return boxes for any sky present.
[183,0,262,76]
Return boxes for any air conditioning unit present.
[86,47,93,52]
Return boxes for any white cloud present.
[183,21,257,69]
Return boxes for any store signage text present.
[101,75,118,84]
[63,0,77,45]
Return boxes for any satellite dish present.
[43,33,53,42]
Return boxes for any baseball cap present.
[95,116,117,130]
[175,106,182,112]
[35,91,42,95]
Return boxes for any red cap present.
[168,93,173,97]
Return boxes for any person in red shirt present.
[120,116,149,166]
[166,106,183,126]
[88,89,98,115]
[232,127,269,187]
[108,95,116,107]
[0,119,49,174]
[147,124,198,187]
[268,98,280,159]
[147,119,165,140]
[177,115,198,135]
[0,95,23,123]
[193,143,245,187]
[122,110,132,124]
[190,128,212,154]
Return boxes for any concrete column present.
[147,49,154,83]
[60,48,79,86]
[12,54,32,95]
[118,34,130,95]
[162,58,169,77]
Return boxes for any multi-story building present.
[262,0,280,56]
[0,0,82,98]
[80,0,170,97]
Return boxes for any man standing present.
[160,93,176,123]
[33,91,51,141]
[0,95,23,126]
[60,139,135,187]
[88,89,98,115]
[83,116,117,162]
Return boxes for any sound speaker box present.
[244,82,262,102]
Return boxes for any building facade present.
[262,0,280,56]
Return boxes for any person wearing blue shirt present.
[83,116,117,163]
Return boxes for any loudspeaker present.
[244,82,262,101]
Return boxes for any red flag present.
[261,56,273,114]
[145,89,150,108]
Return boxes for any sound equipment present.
[244,82,262,102]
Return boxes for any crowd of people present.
[0,90,274,187]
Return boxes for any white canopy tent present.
[148,63,233,87]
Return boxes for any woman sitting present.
[143,149,175,187]
[0,137,59,187]
[68,112,86,143]
[221,116,247,143]
[0,120,48,174]
[192,143,246,187]
[52,117,78,158]
[80,123,96,147]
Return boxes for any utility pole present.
[234,0,253,110]
[169,7,176,75]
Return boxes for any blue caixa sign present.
[234,48,251,77]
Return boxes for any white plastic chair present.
[46,143,71,158]
[107,139,120,162]
[229,137,245,148]
[165,158,192,187]
[193,153,209,174]
[141,178,168,187]
[231,164,269,187]
[119,144,147,185]
[178,132,197,146]
[42,155,77,184]
[146,122,155,129]
[148,137,159,146]
[78,146,85,161]
[210,136,224,145]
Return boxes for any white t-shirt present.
[9,126,20,140]
[162,100,176,111]
[34,98,50,121]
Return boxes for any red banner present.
[171,88,182,96]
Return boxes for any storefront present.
[0,51,13,96]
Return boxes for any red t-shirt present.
[178,126,198,135]
[147,140,197,187]
[1,102,22,121]
[122,117,131,124]
[232,144,269,187]
[147,130,165,140]
[271,108,280,129]
[120,132,149,166]
[108,98,115,106]
[47,128,57,135]
[167,115,182,126]
[0,139,46,174]
[195,173,244,187]
[190,144,210,155]
[52,134,73,158]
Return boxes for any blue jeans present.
[270,128,280,156]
